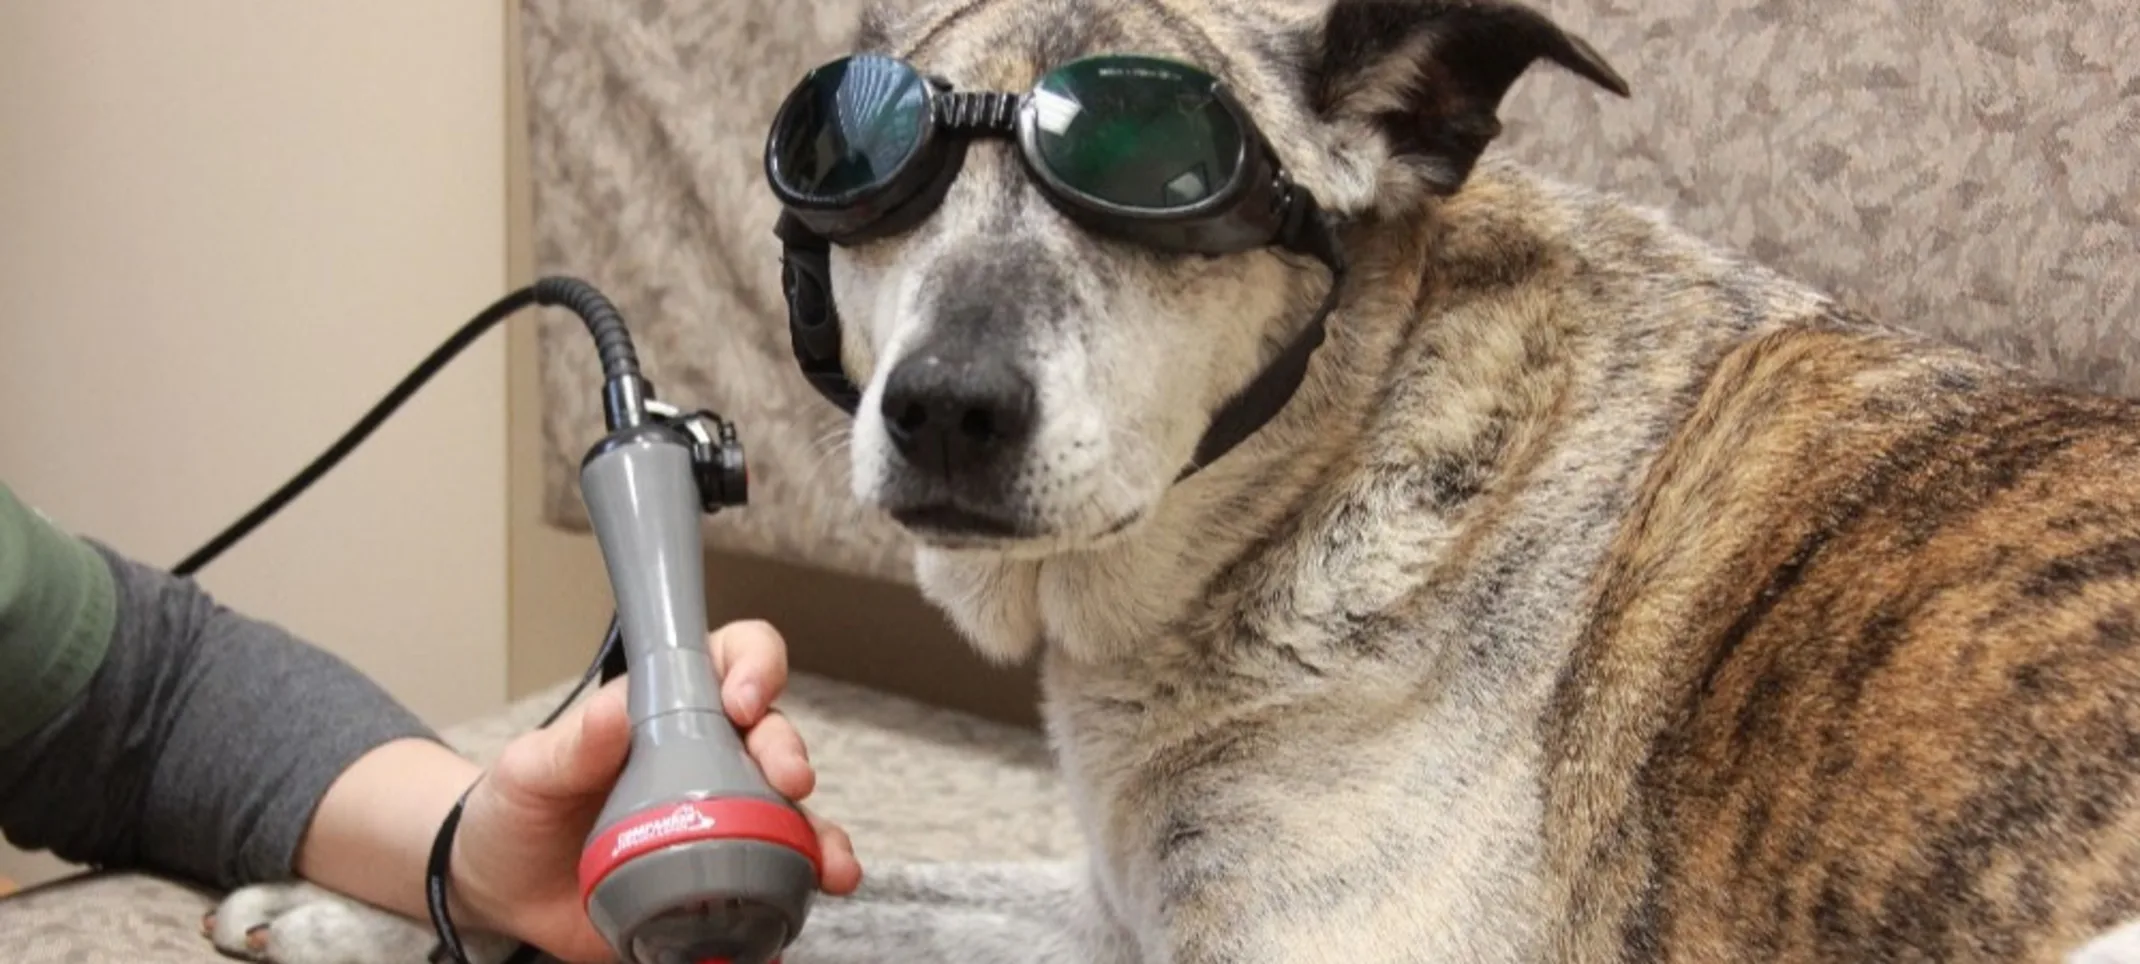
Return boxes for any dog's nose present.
[879,348,1037,475]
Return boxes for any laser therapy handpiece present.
[561,281,821,964]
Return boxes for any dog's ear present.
[1303,0,1628,199]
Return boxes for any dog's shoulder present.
[1516,183,2140,959]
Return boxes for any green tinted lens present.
[772,54,932,202]
[1027,56,1243,211]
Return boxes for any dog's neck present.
[910,199,1455,667]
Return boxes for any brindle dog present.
[210,1,2140,961]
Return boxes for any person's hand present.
[447,620,861,963]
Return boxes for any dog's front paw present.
[203,882,510,964]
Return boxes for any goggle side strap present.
[776,214,865,414]
[1179,203,1348,480]
[1278,184,1349,277]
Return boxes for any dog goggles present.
[762,51,1348,476]
[766,51,1338,261]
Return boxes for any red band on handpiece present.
[577,798,822,904]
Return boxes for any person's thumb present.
[503,681,632,804]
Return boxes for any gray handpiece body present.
[582,428,780,811]
[576,427,816,964]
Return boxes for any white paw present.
[2072,918,2140,964]
[203,882,513,964]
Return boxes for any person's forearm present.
[293,736,502,930]
[0,525,442,891]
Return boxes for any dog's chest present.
[1033,488,1624,963]
[1042,639,1561,962]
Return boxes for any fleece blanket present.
[521,0,2140,584]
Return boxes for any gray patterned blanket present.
[521,0,2138,583]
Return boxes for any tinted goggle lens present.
[769,53,933,204]
[769,54,1247,217]
[1027,57,1244,212]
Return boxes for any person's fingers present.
[495,679,631,804]
[708,620,789,726]
[805,806,862,895]
[743,710,815,801]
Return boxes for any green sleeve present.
[0,482,116,749]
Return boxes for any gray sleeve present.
[0,541,443,892]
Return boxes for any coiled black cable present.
[534,276,640,381]
[172,276,650,964]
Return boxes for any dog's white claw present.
[208,883,320,960]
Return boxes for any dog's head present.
[772,0,1626,556]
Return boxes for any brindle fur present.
[211,1,2140,961]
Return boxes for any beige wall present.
[0,2,511,884]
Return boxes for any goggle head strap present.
[775,211,862,415]
[1182,184,1348,477]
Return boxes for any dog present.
[207,0,2140,961]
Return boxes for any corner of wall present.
[503,0,619,699]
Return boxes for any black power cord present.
[172,287,533,578]
[174,277,648,577]
[173,277,678,964]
